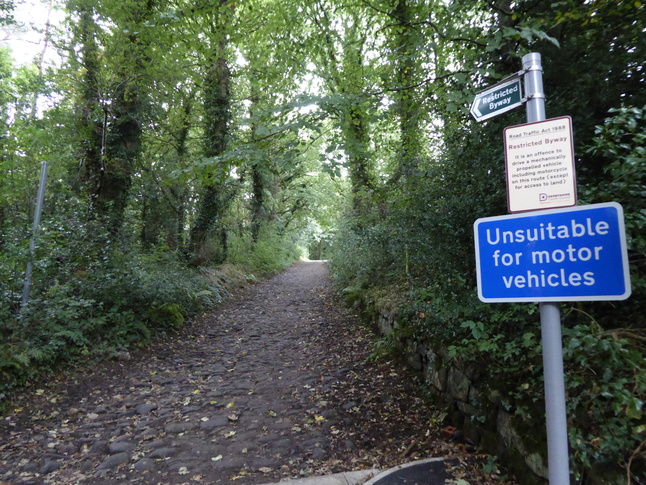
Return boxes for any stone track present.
[0,262,366,484]
[0,261,477,485]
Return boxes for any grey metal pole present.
[539,301,571,485]
[523,52,571,485]
[523,52,546,122]
[22,161,49,308]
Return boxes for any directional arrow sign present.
[471,76,524,122]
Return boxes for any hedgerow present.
[0,216,224,397]
[328,107,646,480]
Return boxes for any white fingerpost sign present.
[504,116,577,213]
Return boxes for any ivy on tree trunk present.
[189,0,235,264]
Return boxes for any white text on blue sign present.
[474,203,631,302]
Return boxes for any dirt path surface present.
[0,262,509,485]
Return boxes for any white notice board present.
[504,116,577,213]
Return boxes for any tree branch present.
[366,70,473,96]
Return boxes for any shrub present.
[0,218,223,395]
[328,107,646,480]
[228,223,302,276]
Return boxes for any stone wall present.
[374,303,550,484]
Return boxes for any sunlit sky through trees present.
[1,0,62,66]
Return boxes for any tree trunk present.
[247,88,275,244]
[391,0,422,183]
[172,98,193,250]
[97,85,141,235]
[189,3,235,263]
[340,14,375,214]
[344,102,374,213]
[75,0,150,237]
[250,162,266,243]
[76,5,103,201]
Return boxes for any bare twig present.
[626,438,646,485]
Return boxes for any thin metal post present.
[522,52,546,122]
[540,301,571,485]
[523,52,570,485]
[22,161,48,308]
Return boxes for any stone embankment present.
[373,304,550,485]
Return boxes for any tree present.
[140,91,195,250]
[386,0,425,183]
[301,0,378,213]
[69,0,158,237]
[0,0,14,26]
[187,0,236,264]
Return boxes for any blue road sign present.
[474,202,631,302]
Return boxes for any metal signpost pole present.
[22,161,49,308]
[523,52,571,485]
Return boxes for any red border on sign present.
[503,116,577,213]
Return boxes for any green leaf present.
[626,397,643,420]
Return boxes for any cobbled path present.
[0,262,392,484]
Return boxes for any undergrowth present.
[328,107,646,481]
[0,222,226,399]
[227,224,303,276]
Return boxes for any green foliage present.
[562,323,645,477]
[330,107,646,479]
[228,224,302,277]
[0,216,223,395]
[328,3,645,474]
[582,105,646,304]
[560,105,646,479]
[0,0,14,26]
[1,0,643,479]
[365,332,398,364]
